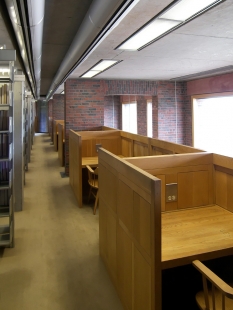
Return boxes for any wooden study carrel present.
[98,149,233,310]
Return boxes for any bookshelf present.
[14,75,25,212]
[0,49,16,248]
[25,91,32,171]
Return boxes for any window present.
[193,94,233,157]
[122,101,137,134]
[147,100,152,137]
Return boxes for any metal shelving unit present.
[0,49,16,248]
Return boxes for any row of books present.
[0,190,10,207]
[0,161,10,184]
[0,111,9,131]
[0,134,9,158]
[0,84,10,104]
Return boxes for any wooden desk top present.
[82,155,124,168]
[162,205,233,269]
[82,157,98,167]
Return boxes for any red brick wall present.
[64,79,158,174]
[137,96,147,136]
[157,81,189,145]
[104,95,121,129]
[187,73,233,95]
[64,79,105,174]
[53,94,64,120]
[64,79,189,174]
[152,96,159,138]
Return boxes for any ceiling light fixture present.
[117,0,225,51]
[80,59,122,78]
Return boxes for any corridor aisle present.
[0,134,123,310]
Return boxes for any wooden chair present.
[86,165,99,215]
[192,260,233,310]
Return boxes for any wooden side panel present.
[82,136,121,157]
[99,165,117,213]
[214,154,233,213]
[178,172,193,209]
[126,153,213,211]
[164,174,178,211]
[118,180,133,234]
[227,174,233,212]
[99,149,161,310]
[193,170,209,206]
[133,246,151,310]
[107,209,117,284]
[99,199,107,263]
[156,175,165,211]
[58,123,64,166]
[178,171,209,209]
[117,224,133,310]
[133,141,149,157]
[53,120,64,151]
[215,170,227,209]
[133,193,151,256]
[150,137,203,155]
[69,130,82,207]
[151,146,173,156]
[121,137,133,157]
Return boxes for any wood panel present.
[107,208,117,284]
[227,174,233,212]
[99,164,117,213]
[156,175,165,211]
[216,170,229,210]
[53,120,64,151]
[150,137,203,155]
[125,153,213,171]
[126,153,213,211]
[99,148,161,310]
[214,154,233,213]
[133,246,151,310]
[58,122,64,166]
[121,137,133,157]
[69,129,121,208]
[133,141,149,157]
[165,174,178,211]
[117,224,133,310]
[178,170,210,209]
[69,130,82,207]
[117,180,133,234]
[133,193,151,256]
[151,146,173,156]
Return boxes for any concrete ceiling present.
[68,0,233,79]
[1,0,233,98]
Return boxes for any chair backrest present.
[86,165,98,188]
[193,260,233,310]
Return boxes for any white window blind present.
[122,102,137,134]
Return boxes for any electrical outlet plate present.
[166,183,177,202]
[96,144,102,153]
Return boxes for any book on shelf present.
[0,133,9,158]
[0,161,9,185]
[0,111,9,130]
[0,84,9,104]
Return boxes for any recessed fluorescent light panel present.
[80,59,122,78]
[117,0,224,51]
